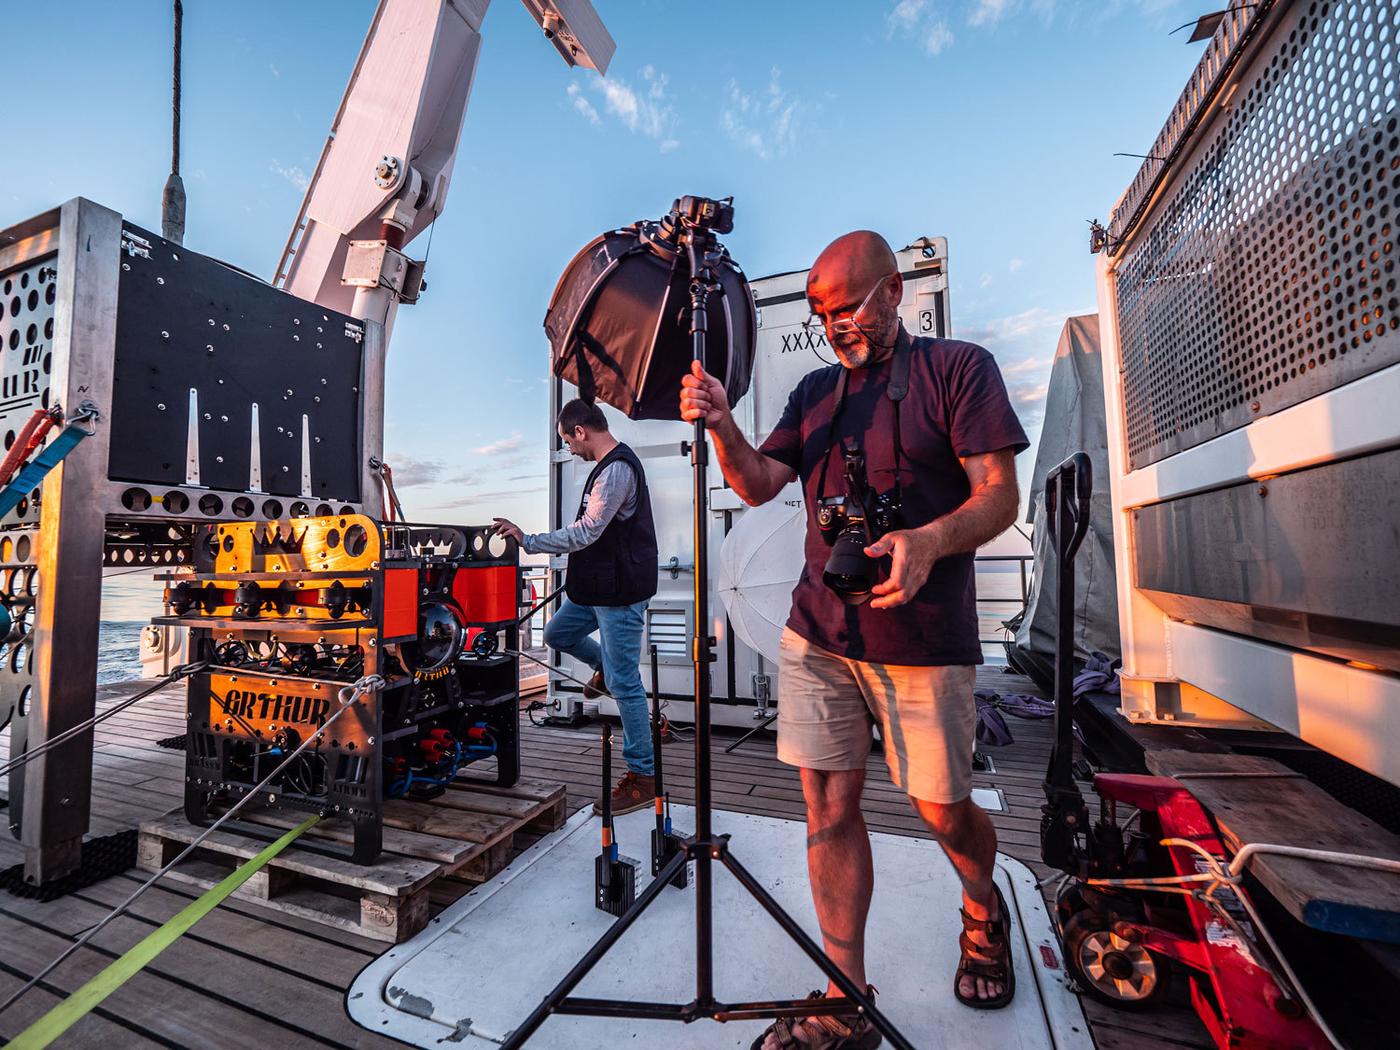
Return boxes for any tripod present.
[503,221,913,1049]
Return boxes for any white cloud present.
[269,160,310,192]
[566,83,600,124]
[968,0,1013,26]
[1008,257,1025,272]
[429,487,545,510]
[269,63,281,79]
[1001,355,1052,376]
[924,19,955,54]
[1013,381,1049,406]
[979,273,994,289]
[566,67,677,149]
[887,0,1061,55]
[886,0,927,33]
[955,307,1072,423]
[721,68,803,161]
[384,456,443,487]
[474,434,524,457]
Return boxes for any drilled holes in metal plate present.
[1115,0,1400,469]
[0,256,56,450]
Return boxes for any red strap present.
[0,408,58,488]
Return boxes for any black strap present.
[814,335,911,502]
[813,365,851,501]
[571,336,597,404]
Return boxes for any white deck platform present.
[347,806,1093,1048]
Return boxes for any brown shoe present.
[582,670,606,699]
[593,771,655,816]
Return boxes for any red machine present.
[1039,455,1328,1048]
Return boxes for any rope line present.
[0,662,208,781]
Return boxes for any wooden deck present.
[0,670,1214,1049]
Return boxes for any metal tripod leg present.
[724,711,777,753]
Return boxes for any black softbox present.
[544,220,756,420]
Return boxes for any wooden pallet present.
[136,776,569,943]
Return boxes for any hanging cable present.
[0,662,208,780]
[160,0,186,244]
[0,673,385,1019]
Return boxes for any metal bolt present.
[216,455,224,463]
[221,414,228,422]
[157,403,166,411]
[222,324,230,331]
[156,277,165,285]
[203,412,211,420]
[293,318,301,326]
[161,330,170,339]
[1251,401,1261,412]
[1258,485,1268,497]
[369,639,377,647]
[206,344,214,354]
[293,334,300,342]
[208,319,215,326]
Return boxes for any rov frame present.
[0,199,386,883]
[159,515,521,864]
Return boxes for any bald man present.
[681,231,1029,1048]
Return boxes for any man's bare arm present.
[680,362,793,506]
[865,448,1020,609]
[919,448,1020,557]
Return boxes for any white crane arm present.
[275,0,613,322]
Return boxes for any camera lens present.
[822,526,878,605]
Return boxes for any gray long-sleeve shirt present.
[522,461,638,555]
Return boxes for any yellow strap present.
[8,815,319,1049]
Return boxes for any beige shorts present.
[776,627,978,804]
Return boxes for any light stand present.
[503,215,913,1049]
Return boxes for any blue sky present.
[12,0,1204,545]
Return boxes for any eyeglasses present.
[803,274,894,339]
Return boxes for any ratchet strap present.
[7,815,319,1050]
[0,403,100,518]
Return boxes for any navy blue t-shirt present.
[759,326,1029,666]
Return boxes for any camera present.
[817,443,901,605]
[670,195,735,234]
[541,12,559,38]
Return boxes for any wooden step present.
[1146,749,1400,943]
[136,776,569,943]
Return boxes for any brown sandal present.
[748,988,883,1050]
[954,883,1016,1010]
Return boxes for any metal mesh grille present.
[1115,0,1400,469]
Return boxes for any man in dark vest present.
[493,398,659,814]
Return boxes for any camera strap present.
[814,336,911,503]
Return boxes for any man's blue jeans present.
[543,597,654,776]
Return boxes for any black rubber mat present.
[0,828,138,902]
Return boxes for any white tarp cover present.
[1016,315,1120,664]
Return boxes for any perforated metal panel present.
[0,529,37,743]
[1115,0,1400,469]
[0,256,56,529]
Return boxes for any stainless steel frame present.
[0,199,384,882]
